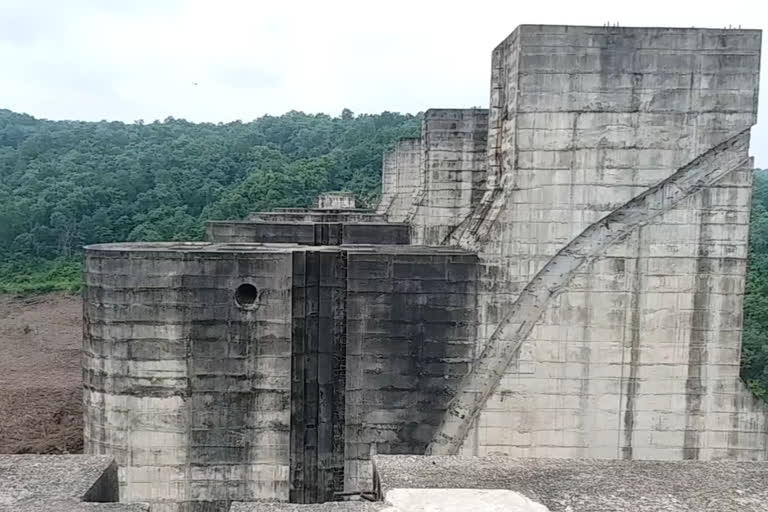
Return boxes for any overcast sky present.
[2,0,766,165]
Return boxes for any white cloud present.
[1,0,766,163]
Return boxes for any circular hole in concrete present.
[235,283,258,309]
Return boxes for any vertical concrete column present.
[385,138,424,223]
[411,109,489,245]
[377,149,398,215]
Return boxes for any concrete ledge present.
[372,455,768,511]
[385,488,548,512]
[0,455,148,511]
[230,503,384,512]
[83,242,470,256]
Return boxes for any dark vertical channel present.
[290,252,309,502]
[684,189,712,460]
[290,250,347,503]
[317,251,347,500]
[622,230,643,460]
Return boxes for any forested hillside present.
[0,108,420,292]
[743,169,768,400]
[0,108,766,400]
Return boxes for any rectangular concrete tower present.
[381,25,768,461]
[380,109,490,244]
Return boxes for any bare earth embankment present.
[0,292,82,454]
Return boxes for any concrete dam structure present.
[82,24,767,512]
[84,206,478,510]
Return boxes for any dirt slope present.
[0,292,83,454]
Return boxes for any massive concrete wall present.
[422,26,768,460]
[84,243,478,507]
[344,248,478,492]
[83,243,294,511]
[289,246,479,497]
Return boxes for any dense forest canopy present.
[743,169,768,400]
[0,108,766,400]
[0,108,419,256]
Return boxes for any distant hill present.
[0,108,420,291]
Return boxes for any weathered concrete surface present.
[373,455,768,511]
[249,211,387,223]
[207,222,410,246]
[84,243,295,511]
[317,193,356,210]
[343,248,477,493]
[83,23,768,512]
[379,25,767,461]
[411,109,489,245]
[377,149,398,217]
[290,250,348,503]
[84,242,478,508]
[378,110,489,245]
[429,130,755,454]
[385,489,549,512]
[0,455,148,511]
[231,503,383,512]
[377,138,422,221]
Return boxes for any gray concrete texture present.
[83,243,296,511]
[82,242,477,510]
[206,221,410,246]
[378,110,489,245]
[248,212,387,223]
[0,455,148,512]
[230,503,383,512]
[372,455,768,511]
[377,138,422,222]
[316,193,356,210]
[382,25,768,461]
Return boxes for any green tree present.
[0,108,421,290]
[742,169,768,400]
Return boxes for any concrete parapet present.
[206,221,410,246]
